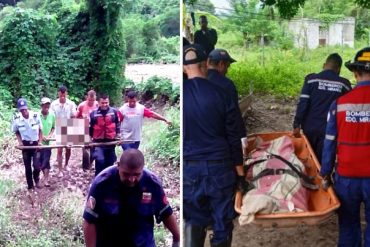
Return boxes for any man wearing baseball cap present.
[39,97,55,187]
[11,98,43,191]
[183,44,247,247]
[321,47,370,246]
[207,48,246,140]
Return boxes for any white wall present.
[288,17,355,49]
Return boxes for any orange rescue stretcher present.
[234,132,340,227]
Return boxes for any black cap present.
[183,44,207,65]
[345,47,370,72]
[208,49,236,63]
[58,85,67,93]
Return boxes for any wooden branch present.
[16,140,135,150]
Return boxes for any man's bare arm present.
[163,214,180,244]
[83,220,97,247]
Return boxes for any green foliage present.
[227,46,358,97]
[0,8,59,103]
[355,0,370,8]
[87,0,126,105]
[142,106,180,163]
[0,0,179,107]
[192,0,215,14]
[120,0,179,63]
[196,7,294,50]
[0,184,84,247]
[134,76,180,103]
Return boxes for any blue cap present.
[208,49,236,63]
[17,98,28,110]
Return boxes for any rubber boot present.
[184,224,207,247]
[210,234,232,247]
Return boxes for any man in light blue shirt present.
[12,98,43,191]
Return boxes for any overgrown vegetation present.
[227,46,360,97]
[142,106,180,164]
[186,0,369,97]
[132,76,180,104]
[0,0,179,107]
[0,179,84,246]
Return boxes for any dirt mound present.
[245,93,297,134]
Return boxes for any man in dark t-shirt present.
[194,15,217,56]
[83,149,180,247]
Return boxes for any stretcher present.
[15,139,136,150]
[15,140,133,170]
[235,132,340,227]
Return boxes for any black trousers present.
[303,130,324,163]
[22,141,41,189]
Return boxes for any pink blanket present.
[239,136,309,225]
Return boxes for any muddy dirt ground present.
[204,94,341,247]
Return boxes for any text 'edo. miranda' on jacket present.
[321,80,370,177]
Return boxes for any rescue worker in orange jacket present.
[321,47,370,247]
[90,94,120,176]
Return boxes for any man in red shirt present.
[76,90,99,119]
[76,90,99,170]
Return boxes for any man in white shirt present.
[119,91,171,150]
[50,85,77,177]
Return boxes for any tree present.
[87,0,126,104]
[193,0,215,14]
[185,0,370,19]
[227,0,292,48]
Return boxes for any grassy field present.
[218,35,368,98]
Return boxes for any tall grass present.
[0,184,85,247]
[141,106,180,165]
[226,46,362,98]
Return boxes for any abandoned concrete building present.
[288,17,355,49]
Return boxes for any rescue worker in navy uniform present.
[207,48,245,121]
[183,44,247,247]
[293,53,351,162]
[321,47,370,247]
[194,15,218,56]
[83,149,180,247]
[11,98,43,191]
[90,94,120,176]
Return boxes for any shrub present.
[142,106,180,164]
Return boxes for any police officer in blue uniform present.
[12,98,43,191]
[183,44,247,247]
[83,149,180,247]
[293,53,351,162]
